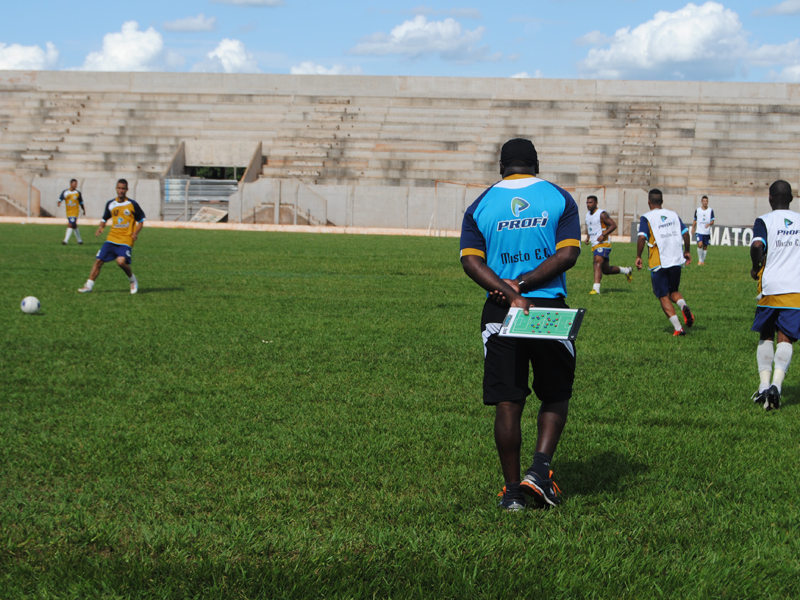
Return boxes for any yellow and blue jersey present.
[460,175,581,299]
[101,198,145,247]
[59,189,84,218]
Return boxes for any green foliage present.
[1,225,799,598]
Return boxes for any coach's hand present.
[510,294,534,315]
[750,268,760,281]
[635,257,643,270]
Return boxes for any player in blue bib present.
[460,138,581,511]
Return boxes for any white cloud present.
[82,22,167,71]
[0,42,58,70]
[753,1,800,16]
[510,70,543,79]
[191,39,259,73]
[351,15,497,62]
[290,61,362,75]
[578,2,749,80]
[575,30,613,47]
[409,6,482,19]
[164,14,218,32]
[211,0,283,5]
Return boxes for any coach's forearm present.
[683,232,691,254]
[461,255,521,301]
[516,246,579,294]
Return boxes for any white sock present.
[84,279,95,290]
[620,267,631,275]
[669,315,682,331]
[74,228,82,243]
[128,274,137,283]
[64,228,72,242]
[676,299,687,309]
[773,342,793,392]
[592,283,601,293]
[702,248,708,262]
[758,340,774,392]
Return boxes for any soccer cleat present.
[751,390,767,405]
[130,275,138,295]
[497,486,526,511]
[77,286,92,293]
[681,305,695,328]
[589,290,600,295]
[521,470,562,508]
[625,270,633,283]
[62,241,67,245]
[78,241,83,245]
[765,385,781,411]
[673,329,686,337]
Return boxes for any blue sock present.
[531,452,552,480]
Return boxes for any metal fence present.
[162,178,238,221]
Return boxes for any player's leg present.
[522,336,575,507]
[591,253,603,294]
[63,218,75,244]
[482,301,528,509]
[751,308,778,407]
[766,313,800,410]
[78,259,104,292]
[73,219,83,244]
[669,291,694,329]
[652,269,683,334]
[115,254,138,294]
[601,256,633,279]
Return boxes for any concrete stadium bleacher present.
[1,70,799,231]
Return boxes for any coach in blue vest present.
[460,138,581,511]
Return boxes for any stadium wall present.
[1,70,798,232]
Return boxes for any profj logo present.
[511,197,530,217]
[785,218,794,228]
[661,215,668,222]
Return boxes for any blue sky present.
[3,1,800,81]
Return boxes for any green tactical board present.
[499,307,586,341]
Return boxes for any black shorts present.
[481,298,576,405]
[650,266,681,298]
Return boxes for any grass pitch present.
[1,224,799,599]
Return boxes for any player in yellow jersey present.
[78,179,145,295]
[57,179,86,245]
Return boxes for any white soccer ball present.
[20,296,40,314]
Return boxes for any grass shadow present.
[94,287,185,294]
[557,451,649,497]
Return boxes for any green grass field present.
[2,223,799,599]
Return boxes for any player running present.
[635,189,695,336]
[78,179,144,295]
[57,179,86,245]
[692,195,715,265]
[749,180,800,411]
[460,138,581,511]
[584,195,632,294]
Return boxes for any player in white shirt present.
[584,195,632,294]
[635,189,695,336]
[750,180,800,411]
[692,195,715,265]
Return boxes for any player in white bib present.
[635,189,695,336]
[584,195,632,294]
[692,195,715,265]
[750,180,800,411]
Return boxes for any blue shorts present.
[751,306,800,341]
[696,233,710,246]
[592,247,611,259]
[67,217,77,226]
[96,242,131,264]
[650,266,681,298]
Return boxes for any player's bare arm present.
[95,220,106,237]
[635,235,646,270]
[750,240,765,280]
[461,255,533,314]
[598,212,617,241]
[683,231,692,265]
[131,220,144,243]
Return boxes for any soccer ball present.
[20,296,40,314]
